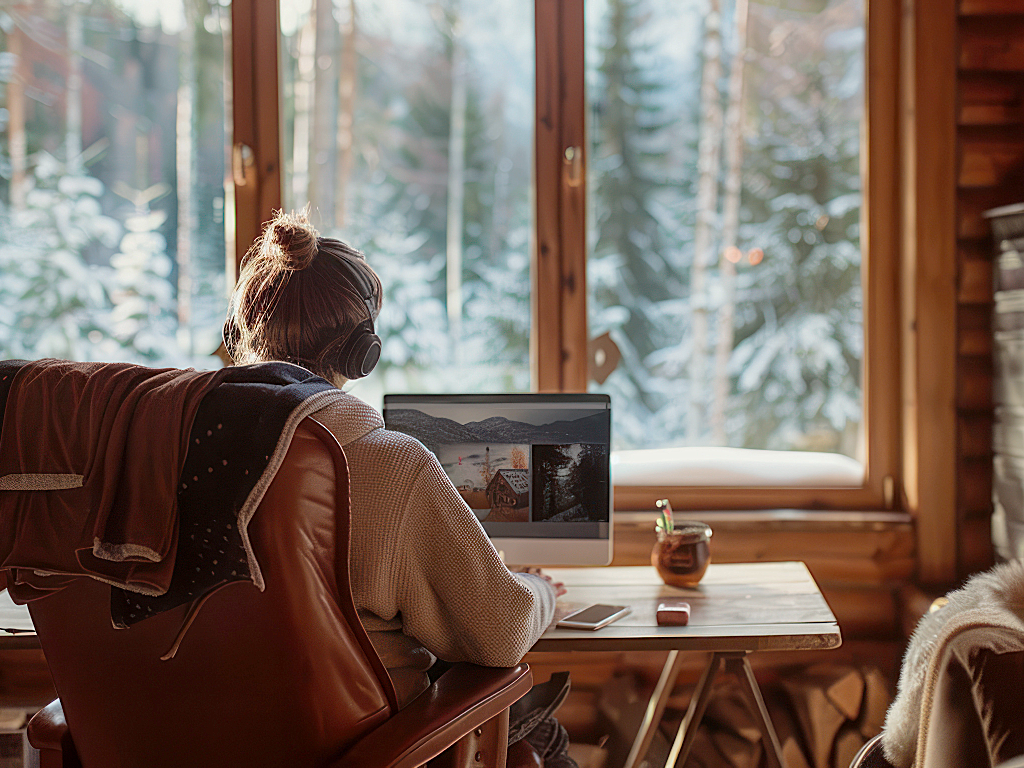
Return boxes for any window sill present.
[612,447,864,487]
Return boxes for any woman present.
[223,210,575,766]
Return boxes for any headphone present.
[329,254,382,380]
[222,250,382,381]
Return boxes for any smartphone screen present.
[556,603,630,630]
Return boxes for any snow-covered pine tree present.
[727,0,863,454]
[589,0,690,448]
[108,200,187,366]
[0,155,121,361]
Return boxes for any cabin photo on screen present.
[434,443,530,522]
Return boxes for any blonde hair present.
[223,209,383,380]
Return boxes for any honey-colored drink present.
[652,522,712,588]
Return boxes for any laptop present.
[382,393,612,566]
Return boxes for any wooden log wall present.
[956,0,1024,577]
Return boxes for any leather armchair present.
[850,609,1024,768]
[24,418,532,768]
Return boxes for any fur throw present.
[882,559,1024,768]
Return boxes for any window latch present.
[563,146,582,188]
[232,142,255,188]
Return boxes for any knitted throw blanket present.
[109,362,343,627]
[882,559,1024,768]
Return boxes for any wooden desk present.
[534,562,841,768]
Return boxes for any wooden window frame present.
[532,0,904,513]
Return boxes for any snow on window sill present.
[611,446,865,488]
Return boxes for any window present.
[0,1,232,366]
[1,0,898,513]
[531,0,898,510]
[587,0,865,456]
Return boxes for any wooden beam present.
[959,127,1024,187]
[958,71,1024,126]
[611,511,916,587]
[957,242,995,305]
[558,0,589,392]
[615,485,895,513]
[959,15,1024,71]
[533,0,562,391]
[863,0,903,509]
[902,0,960,585]
[959,0,1024,14]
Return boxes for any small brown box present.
[656,600,690,626]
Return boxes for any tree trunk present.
[489,89,507,261]
[446,7,467,349]
[176,0,199,353]
[8,20,27,210]
[711,0,750,445]
[335,0,357,227]
[291,18,315,211]
[309,0,338,221]
[687,0,724,443]
[220,2,236,286]
[65,3,83,174]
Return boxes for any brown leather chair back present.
[28,419,396,768]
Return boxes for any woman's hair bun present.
[264,209,319,270]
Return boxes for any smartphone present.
[556,604,631,630]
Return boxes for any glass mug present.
[651,521,713,588]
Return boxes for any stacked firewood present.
[579,662,891,768]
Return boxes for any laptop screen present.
[382,394,611,551]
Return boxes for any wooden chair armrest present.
[27,699,67,752]
[331,662,533,768]
[27,700,82,768]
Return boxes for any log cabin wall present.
[957,0,1024,578]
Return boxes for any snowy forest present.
[0,0,864,458]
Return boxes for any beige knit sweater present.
[313,392,557,707]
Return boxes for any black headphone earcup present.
[341,325,381,379]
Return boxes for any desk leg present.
[725,654,784,768]
[664,652,720,768]
[664,652,786,768]
[622,650,687,768]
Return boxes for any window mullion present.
[558,0,589,393]
[231,0,283,276]
[533,0,588,393]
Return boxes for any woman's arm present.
[392,455,557,667]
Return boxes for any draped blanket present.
[882,559,1024,768]
[0,358,341,627]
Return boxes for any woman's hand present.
[516,566,567,597]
